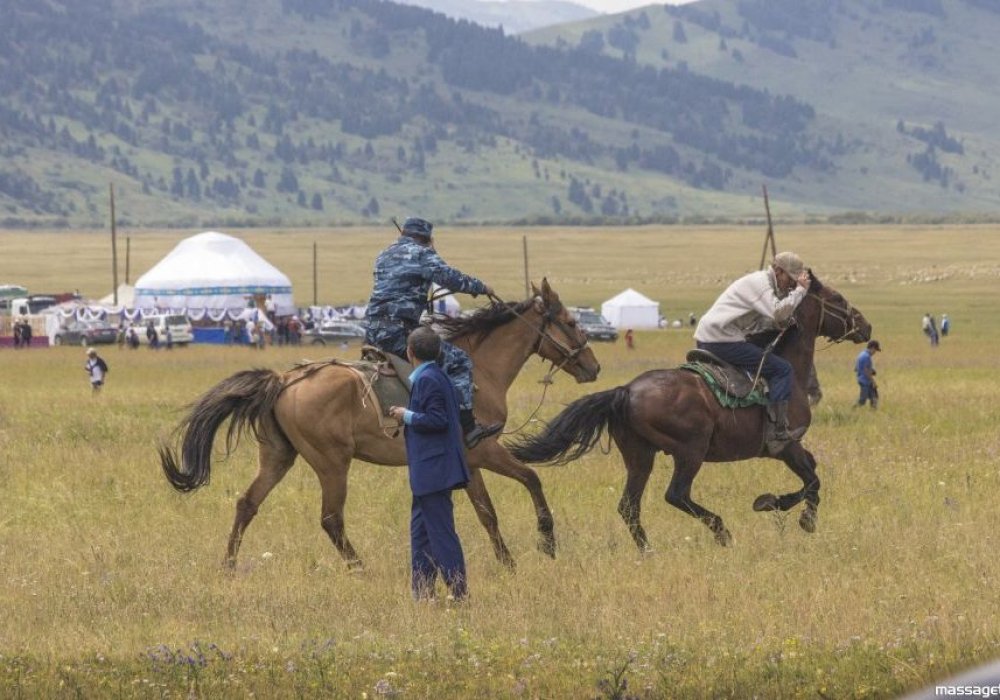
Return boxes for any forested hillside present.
[2,0,995,227]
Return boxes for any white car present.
[131,314,194,346]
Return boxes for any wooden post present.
[313,241,318,306]
[110,184,119,304]
[759,184,777,270]
[125,236,131,285]
[522,235,530,298]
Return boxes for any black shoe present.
[464,422,502,449]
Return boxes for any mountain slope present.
[1,0,997,227]
[391,0,600,34]
[527,0,1000,215]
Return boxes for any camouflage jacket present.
[365,236,487,324]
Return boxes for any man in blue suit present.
[388,326,471,601]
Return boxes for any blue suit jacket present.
[403,362,471,497]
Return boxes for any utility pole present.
[313,241,318,306]
[110,183,119,304]
[522,235,530,298]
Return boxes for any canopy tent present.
[134,232,294,315]
[601,288,660,330]
[430,284,461,318]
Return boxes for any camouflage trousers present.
[365,323,476,410]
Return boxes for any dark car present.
[568,307,618,342]
[304,320,367,346]
[53,320,119,346]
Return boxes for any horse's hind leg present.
[464,467,515,570]
[752,444,821,533]
[615,433,656,553]
[227,435,297,568]
[665,455,732,546]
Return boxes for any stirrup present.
[464,422,502,449]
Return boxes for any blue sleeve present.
[421,248,487,296]
[407,375,450,433]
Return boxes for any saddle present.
[294,347,413,430]
[681,349,768,408]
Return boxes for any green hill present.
[1,0,997,227]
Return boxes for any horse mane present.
[435,298,535,341]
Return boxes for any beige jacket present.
[693,268,806,343]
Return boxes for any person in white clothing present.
[693,251,810,454]
[84,347,108,395]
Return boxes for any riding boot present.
[459,409,503,450]
[764,400,793,456]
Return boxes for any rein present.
[486,293,590,436]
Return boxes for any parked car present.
[53,320,119,346]
[131,314,194,346]
[567,307,618,342]
[304,320,367,346]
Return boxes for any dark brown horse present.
[510,273,871,548]
[159,280,600,569]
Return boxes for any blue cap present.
[402,217,433,239]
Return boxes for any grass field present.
[1,225,999,697]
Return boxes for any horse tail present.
[159,368,287,492]
[509,386,630,465]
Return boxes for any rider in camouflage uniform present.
[365,217,502,449]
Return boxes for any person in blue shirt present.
[854,339,881,409]
[366,217,501,449]
[388,327,471,601]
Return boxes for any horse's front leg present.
[472,443,556,559]
[665,455,732,546]
[463,467,516,570]
[752,444,820,533]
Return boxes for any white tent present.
[430,284,461,318]
[99,284,135,308]
[601,288,660,330]
[134,232,294,314]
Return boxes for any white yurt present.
[134,232,294,315]
[601,288,660,329]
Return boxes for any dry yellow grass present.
[0,225,998,697]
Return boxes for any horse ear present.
[530,281,541,298]
[540,277,555,300]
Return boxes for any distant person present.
[165,326,174,350]
[921,312,939,347]
[388,327,470,602]
[624,328,635,350]
[365,216,500,449]
[689,312,697,327]
[854,340,881,409]
[84,347,109,395]
[127,327,140,349]
[940,314,950,337]
[223,318,234,345]
[146,321,159,349]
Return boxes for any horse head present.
[803,271,871,345]
[529,278,601,383]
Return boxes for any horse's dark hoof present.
[346,559,365,573]
[714,528,733,546]
[753,493,780,512]
[538,536,557,559]
[799,509,817,533]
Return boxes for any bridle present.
[808,291,862,348]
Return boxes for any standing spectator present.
[146,321,159,349]
[940,314,950,337]
[245,319,258,348]
[922,313,939,346]
[13,319,23,348]
[854,340,880,409]
[21,319,33,348]
[127,327,140,349]
[624,328,635,350]
[84,347,109,395]
[388,327,470,602]
[223,318,234,345]
[165,326,174,350]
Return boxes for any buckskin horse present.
[510,273,870,548]
[159,280,600,570]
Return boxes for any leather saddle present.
[360,345,413,416]
[683,349,764,401]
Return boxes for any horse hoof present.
[538,537,557,559]
[799,510,817,533]
[714,529,733,547]
[346,559,365,573]
[753,493,780,512]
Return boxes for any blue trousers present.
[697,340,794,402]
[411,491,467,600]
[857,382,878,407]
[366,323,476,410]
